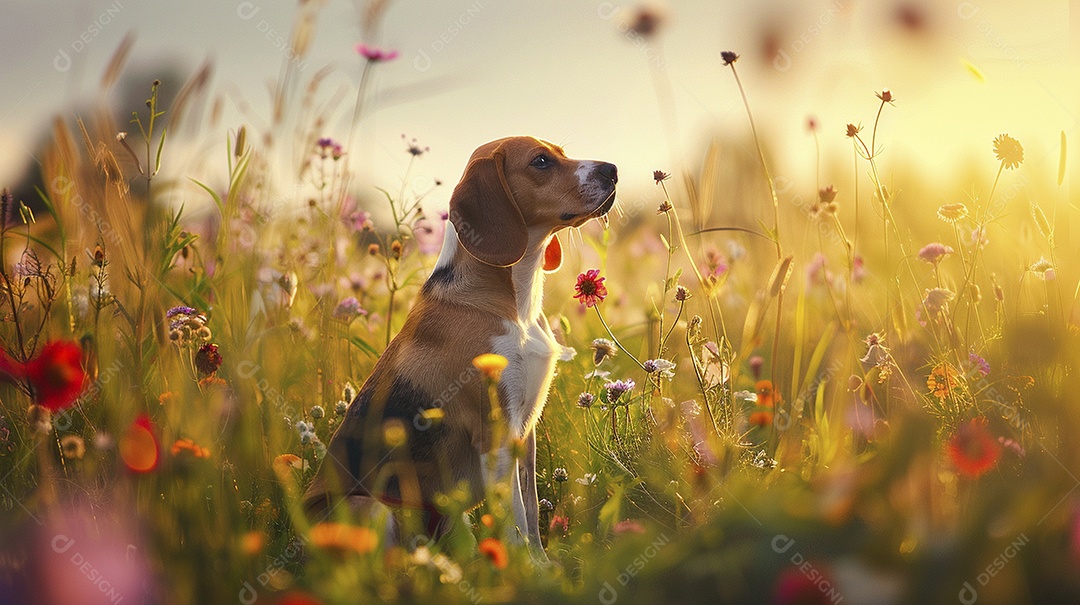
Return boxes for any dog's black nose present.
[597,162,618,184]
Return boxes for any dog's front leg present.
[518,429,541,546]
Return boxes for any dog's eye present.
[530,154,553,169]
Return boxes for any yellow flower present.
[993,134,1023,169]
[473,354,509,382]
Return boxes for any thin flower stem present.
[594,307,647,372]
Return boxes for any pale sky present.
[0,0,1074,212]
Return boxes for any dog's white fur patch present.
[490,233,560,438]
[434,221,459,271]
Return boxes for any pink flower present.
[573,269,608,308]
[917,242,954,265]
[355,43,398,62]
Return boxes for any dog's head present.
[448,136,617,268]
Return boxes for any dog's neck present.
[429,222,550,324]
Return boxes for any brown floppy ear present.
[449,153,528,267]
[542,235,562,272]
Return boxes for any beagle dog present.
[305,136,617,547]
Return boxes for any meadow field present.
[0,3,1078,605]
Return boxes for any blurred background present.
[0,0,1075,214]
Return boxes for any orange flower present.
[946,417,1001,478]
[927,363,960,399]
[480,513,495,528]
[119,415,159,473]
[170,437,210,459]
[755,380,779,408]
[478,537,508,569]
[0,341,86,411]
[749,410,774,427]
[573,269,608,308]
[309,523,378,554]
[239,531,267,555]
[272,454,303,481]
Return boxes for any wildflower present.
[968,352,991,377]
[748,409,773,427]
[946,417,1001,477]
[170,438,210,459]
[577,392,596,409]
[390,240,404,259]
[367,243,380,256]
[402,135,429,157]
[60,434,85,460]
[720,51,739,66]
[643,358,676,380]
[818,185,838,204]
[553,467,569,482]
[309,522,379,554]
[613,519,646,535]
[851,256,868,283]
[846,123,861,138]
[273,453,303,477]
[604,379,636,404]
[480,513,495,528]
[1031,257,1055,280]
[473,353,508,382]
[192,343,222,377]
[166,305,198,318]
[656,199,673,214]
[917,243,954,265]
[674,285,691,302]
[755,380,778,408]
[937,203,968,223]
[355,43,399,62]
[120,415,159,473]
[573,269,608,308]
[653,170,670,184]
[805,253,832,287]
[917,288,954,325]
[0,341,87,412]
[998,436,1025,457]
[559,346,577,362]
[875,89,895,104]
[748,355,765,380]
[625,5,664,37]
[333,297,367,322]
[550,515,569,536]
[807,117,818,132]
[477,537,508,569]
[538,498,554,512]
[993,134,1024,169]
[335,400,348,416]
[860,332,890,365]
[927,362,961,399]
[310,405,325,420]
[342,382,356,402]
[576,473,598,486]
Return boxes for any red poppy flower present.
[946,417,1001,478]
[0,341,86,412]
[478,537,508,569]
[573,269,608,308]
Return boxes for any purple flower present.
[167,305,197,318]
[604,379,636,404]
[968,352,990,377]
[643,359,676,379]
[332,297,367,322]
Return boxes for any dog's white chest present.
[492,318,559,438]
